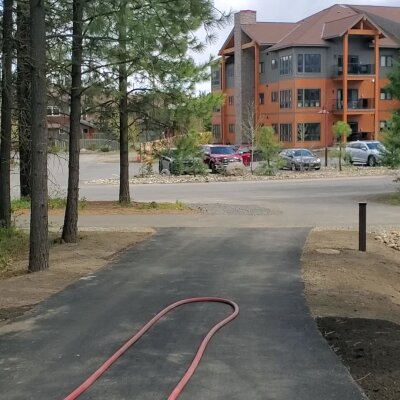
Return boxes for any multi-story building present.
[211,4,400,147]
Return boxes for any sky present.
[195,0,400,92]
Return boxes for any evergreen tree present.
[29,0,49,272]
[0,0,14,228]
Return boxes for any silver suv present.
[345,140,385,166]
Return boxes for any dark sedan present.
[279,149,321,171]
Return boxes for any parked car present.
[345,140,385,166]
[201,145,243,173]
[158,149,203,175]
[279,149,321,170]
[233,145,263,166]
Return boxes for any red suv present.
[202,145,243,173]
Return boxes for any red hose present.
[63,297,239,400]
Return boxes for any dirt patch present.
[15,201,195,216]
[302,230,400,400]
[0,230,153,324]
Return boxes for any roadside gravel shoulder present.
[84,166,398,185]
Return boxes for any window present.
[211,70,220,86]
[297,123,321,141]
[213,106,221,112]
[271,91,278,102]
[380,121,388,131]
[271,58,278,69]
[47,106,60,116]
[259,93,265,105]
[298,54,321,73]
[212,124,221,139]
[259,62,265,74]
[279,124,292,142]
[380,89,392,100]
[279,90,292,109]
[380,55,394,68]
[229,124,235,133]
[228,96,234,105]
[297,89,320,107]
[279,55,292,75]
[297,54,303,73]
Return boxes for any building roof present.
[241,22,298,46]
[322,14,365,40]
[221,4,400,53]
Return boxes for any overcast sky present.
[196,0,400,92]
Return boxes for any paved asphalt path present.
[0,229,366,400]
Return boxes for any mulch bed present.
[317,317,400,400]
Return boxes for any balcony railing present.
[333,63,375,76]
[333,98,375,111]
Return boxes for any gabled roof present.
[322,14,364,40]
[241,22,298,46]
[269,5,358,50]
[349,5,400,47]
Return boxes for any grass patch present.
[0,227,29,272]
[11,197,87,212]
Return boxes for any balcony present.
[332,63,375,77]
[332,98,375,112]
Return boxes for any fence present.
[51,138,120,151]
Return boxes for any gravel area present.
[374,230,400,251]
[84,166,398,185]
[189,203,279,215]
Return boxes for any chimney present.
[234,10,257,26]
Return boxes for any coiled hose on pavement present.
[63,297,239,400]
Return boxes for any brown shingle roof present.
[322,14,363,39]
[241,22,298,45]
[349,5,400,23]
[221,4,400,53]
[269,4,360,50]
[349,5,400,46]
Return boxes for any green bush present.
[100,145,111,152]
[382,112,400,169]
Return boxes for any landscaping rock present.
[223,162,247,176]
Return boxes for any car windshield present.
[292,149,314,157]
[366,142,383,150]
[210,146,235,155]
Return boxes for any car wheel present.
[210,162,217,174]
[315,167,320,170]
[291,163,297,171]
[160,168,171,176]
[367,155,376,167]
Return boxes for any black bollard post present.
[359,202,367,252]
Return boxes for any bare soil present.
[15,201,194,216]
[302,230,400,400]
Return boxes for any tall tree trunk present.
[29,0,49,272]
[62,0,83,242]
[17,0,32,199]
[118,1,130,204]
[0,0,14,228]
